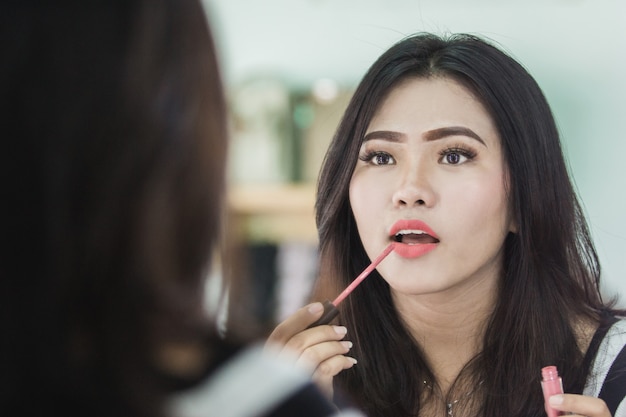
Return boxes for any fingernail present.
[549,395,564,406]
[349,357,358,365]
[341,341,353,349]
[333,325,347,335]
[308,302,323,314]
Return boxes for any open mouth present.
[393,230,440,245]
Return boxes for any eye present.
[439,147,476,165]
[359,151,396,166]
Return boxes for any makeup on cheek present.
[541,366,564,417]
[306,243,396,329]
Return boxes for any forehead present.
[368,76,499,146]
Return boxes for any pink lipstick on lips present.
[390,219,439,258]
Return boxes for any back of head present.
[0,1,226,416]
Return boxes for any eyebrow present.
[362,130,404,142]
[424,126,486,146]
[363,126,486,147]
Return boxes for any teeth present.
[395,229,427,236]
[394,229,428,242]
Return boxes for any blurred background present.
[203,0,626,329]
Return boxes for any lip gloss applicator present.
[307,243,396,328]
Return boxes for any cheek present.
[349,177,368,223]
[349,175,382,231]
[450,176,511,234]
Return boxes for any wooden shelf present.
[228,183,318,243]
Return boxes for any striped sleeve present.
[168,344,363,417]
[583,319,626,417]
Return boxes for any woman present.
[0,2,359,416]
[269,33,626,417]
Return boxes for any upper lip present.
[389,219,439,242]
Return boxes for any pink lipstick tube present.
[541,366,564,417]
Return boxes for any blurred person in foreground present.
[0,2,362,416]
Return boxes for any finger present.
[296,340,353,370]
[311,354,358,398]
[549,394,611,417]
[281,325,348,365]
[267,302,325,345]
[311,351,357,378]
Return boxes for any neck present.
[391,273,498,391]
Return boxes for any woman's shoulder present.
[168,344,364,417]
[583,316,626,416]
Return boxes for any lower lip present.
[393,243,437,258]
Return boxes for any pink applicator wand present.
[307,243,396,328]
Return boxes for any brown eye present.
[445,152,461,164]
[373,153,393,165]
[439,147,476,165]
[360,151,396,166]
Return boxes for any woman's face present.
[349,76,515,299]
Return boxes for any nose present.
[392,167,435,208]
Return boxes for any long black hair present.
[315,33,617,416]
[1,1,227,416]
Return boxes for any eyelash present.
[438,145,477,164]
[359,151,393,165]
[359,145,478,166]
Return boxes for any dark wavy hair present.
[1,1,227,416]
[314,33,619,416]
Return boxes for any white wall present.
[205,0,626,306]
